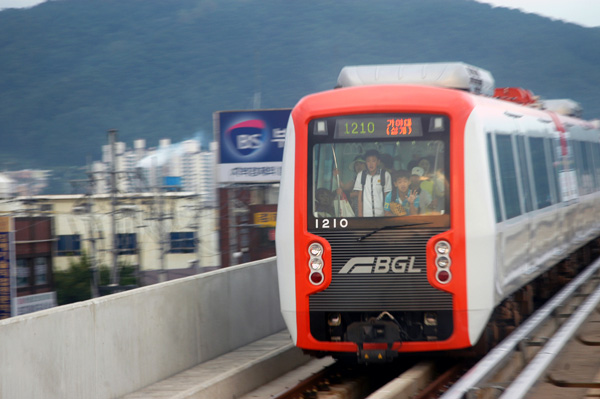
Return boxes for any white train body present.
[276,63,600,360]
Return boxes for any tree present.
[54,252,138,305]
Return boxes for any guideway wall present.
[0,257,285,399]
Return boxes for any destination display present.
[334,115,424,139]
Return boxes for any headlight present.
[308,242,325,285]
[435,241,451,255]
[434,240,452,284]
[436,256,451,268]
[309,257,324,271]
[308,243,323,257]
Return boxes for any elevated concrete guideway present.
[0,257,295,399]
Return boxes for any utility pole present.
[70,172,100,298]
[158,182,167,282]
[146,158,171,283]
[195,193,202,272]
[87,194,100,298]
[108,128,120,286]
[228,186,238,266]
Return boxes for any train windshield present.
[308,114,450,229]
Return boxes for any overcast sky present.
[475,0,600,27]
[1,0,599,28]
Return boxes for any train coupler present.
[357,348,398,363]
[347,320,401,363]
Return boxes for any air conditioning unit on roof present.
[542,99,582,118]
[337,62,495,96]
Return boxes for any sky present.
[1,0,599,28]
[474,0,600,27]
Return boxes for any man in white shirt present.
[353,149,392,217]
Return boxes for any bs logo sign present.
[225,119,267,157]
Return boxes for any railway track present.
[244,256,600,399]
[440,255,600,399]
[241,356,465,399]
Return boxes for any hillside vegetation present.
[1,0,599,189]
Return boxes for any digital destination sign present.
[334,115,424,139]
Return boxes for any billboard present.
[215,109,291,183]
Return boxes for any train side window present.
[529,137,552,209]
[593,142,600,192]
[572,140,584,195]
[580,141,596,194]
[549,138,562,203]
[516,136,533,213]
[486,133,503,223]
[496,134,521,219]
[586,144,597,191]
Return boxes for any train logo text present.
[339,256,420,274]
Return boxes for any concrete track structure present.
[0,257,288,399]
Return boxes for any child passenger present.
[384,170,420,216]
[353,149,392,217]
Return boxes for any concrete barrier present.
[0,257,286,399]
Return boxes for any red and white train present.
[276,62,600,362]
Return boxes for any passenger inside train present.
[312,140,447,217]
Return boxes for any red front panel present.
[289,84,476,353]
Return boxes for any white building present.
[92,138,218,205]
[0,174,16,199]
[2,170,49,197]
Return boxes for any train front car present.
[276,63,493,362]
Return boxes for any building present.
[0,174,15,199]
[13,216,57,316]
[1,170,50,197]
[91,138,218,206]
[0,193,220,287]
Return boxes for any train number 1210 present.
[315,218,348,229]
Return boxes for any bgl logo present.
[339,256,420,274]
[225,119,267,156]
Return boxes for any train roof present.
[336,62,495,96]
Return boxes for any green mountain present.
[1,0,599,190]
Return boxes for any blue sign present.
[216,109,291,183]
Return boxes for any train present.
[275,62,600,363]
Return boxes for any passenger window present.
[579,141,595,194]
[549,139,561,203]
[496,134,521,219]
[516,136,533,213]
[486,134,502,223]
[529,137,552,209]
[593,143,600,192]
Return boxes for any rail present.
[440,256,600,399]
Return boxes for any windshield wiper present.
[357,222,432,242]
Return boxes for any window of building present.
[170,232,195,253]
[40,204,53,212]
[56,235,81,256]
[117,233,137,255]
[34,257,48,285]
[17,259,29,287]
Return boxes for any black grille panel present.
[309,228,453,312]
